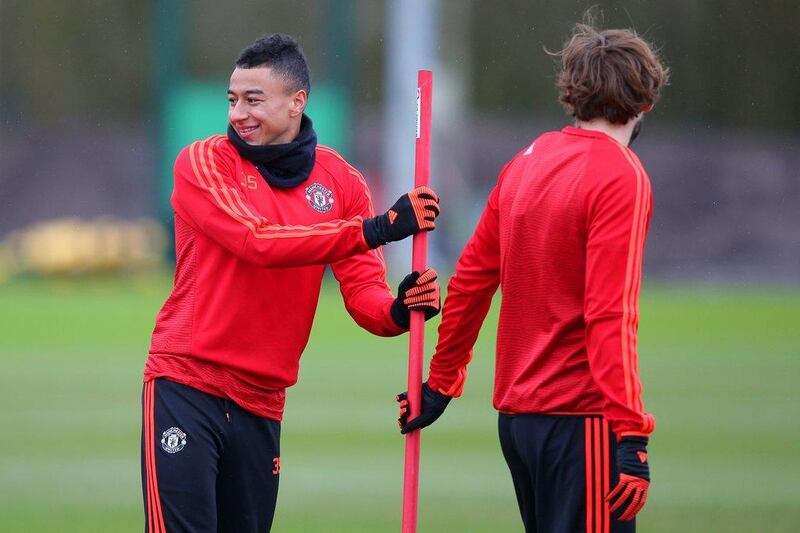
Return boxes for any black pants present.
[141,378,281,532]
[498,414,635,533]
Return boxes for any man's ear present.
[290,90,307,117]
[642,102,654,113]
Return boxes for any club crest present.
[305,183,335,213]
[160,426,187,454]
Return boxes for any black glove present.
[362,186,440,249]
[396,382,451,434]
[606,436,650,521]
[390,269,441,329]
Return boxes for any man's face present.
[227,67,305,146]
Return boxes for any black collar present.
[227,114,317,189]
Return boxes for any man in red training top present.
[142,34,441,532]
[398,20,668,532]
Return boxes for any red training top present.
[428,127,655,438]
[145,135,403,420]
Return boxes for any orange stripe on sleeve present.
[251,221,365,239]
[206,138,262,227]
[629,165,649,414]
[199,138,249,221]
[256,218,364,233]
[205,135,230,189]
[632,177,651,414]
[187,140,211,190]
[229,188,260,224]
[220,187,250,222]
[196,142,276,234]
[616,146,652,423]
[189,140,250,227]
[621,166,643,410]
[612,143,648,413]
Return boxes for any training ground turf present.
[1,273,798,532]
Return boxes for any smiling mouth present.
[237,125,259,137]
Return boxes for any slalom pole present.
[402,69,432,533]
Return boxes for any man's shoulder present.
[587,139,646,182]
[498,131,557,178]
[313,144,368,187]
[177,134,236,162]
[173,135,240,185]
[507,131,560,163]
[581,140,651,204]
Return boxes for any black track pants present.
[498,413,636,533]
[141,378,281,532]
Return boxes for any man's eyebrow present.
[227,89,266,95]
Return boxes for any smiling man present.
[141,34,441,532]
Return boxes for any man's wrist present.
[423,381,452,403]
[362,215,387,249]
[390,298,410,329]
[619,436,649,446]
[617,436,650,480]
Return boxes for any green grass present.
[0,275,798,532]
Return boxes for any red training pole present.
[402,69,432,533]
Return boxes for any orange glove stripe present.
[405,284,436,297]
[409,186,440,228]
[606,474,650,521]
[416,268,438,284]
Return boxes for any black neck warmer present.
[227,114,317,189]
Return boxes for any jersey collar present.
[561,125,616,141]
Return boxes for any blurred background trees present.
[1,0,798,281]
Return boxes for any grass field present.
[1,273,798,532]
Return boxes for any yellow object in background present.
[0,217,167,281]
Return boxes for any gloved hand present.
[396,382,452,434]
[606,436,651,521]
[362,186,440,248]
[390,269,440,329]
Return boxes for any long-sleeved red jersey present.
[145,135,403,420]
[428,126,654,437]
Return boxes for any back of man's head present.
[236,34,311,94]
[552,20,668,124]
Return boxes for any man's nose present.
[229,101,247,122]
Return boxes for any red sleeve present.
[583,145,655,438]
[171,136,370,268]
[427,181,502,397]
[329,164,404,337]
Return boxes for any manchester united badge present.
[305,183,335,213]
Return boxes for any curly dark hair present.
[552,22,668,124]
[235,34,311,94]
